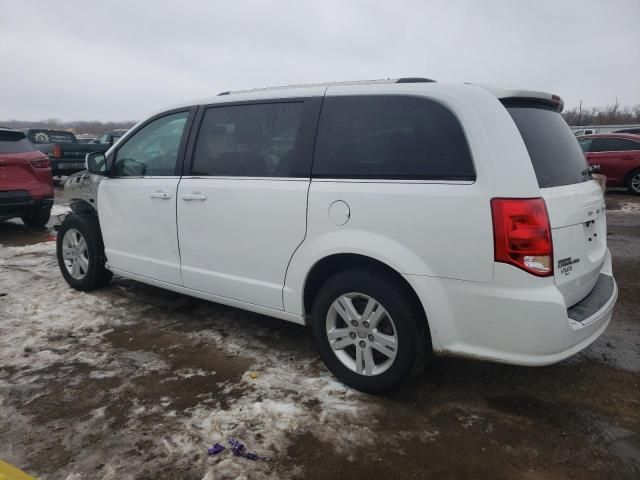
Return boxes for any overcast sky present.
[1,0,639,122]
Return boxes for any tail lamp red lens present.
[30,158,51,169]
[491,198,553,276]
[52,144,61,159]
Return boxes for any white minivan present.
[58,78,617,392]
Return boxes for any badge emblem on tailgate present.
[558,257,580,276]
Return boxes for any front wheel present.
[21,205,51,228]
[56,214,112,291]
[311,268,428,393]
[625,169,640,195]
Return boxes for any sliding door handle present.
[150,191,172,199]
[182,192,208,201]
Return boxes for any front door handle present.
[182,192,208,201]
[150,191,172,199]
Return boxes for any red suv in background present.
[0,128,53,227]
[578,133,640,195]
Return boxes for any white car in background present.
[58,78,617,392]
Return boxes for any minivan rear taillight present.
[52,144,62,159]
[30,158,51,169]
[491,198,553,276]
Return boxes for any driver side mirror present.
[85,151,108,176]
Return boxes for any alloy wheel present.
[631,173,640,194]
[61,228,89,280]
[325,292,399,376]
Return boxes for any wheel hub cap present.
[325,292,399,376]
[61,228,89,280]
[356,325,368,338]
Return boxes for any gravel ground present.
[0,188,638,480]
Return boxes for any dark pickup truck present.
[18,129,111,176]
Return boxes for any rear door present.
[589,137,640,185]
[506,104,606,307]
[177,99,320,310]
[98,109,194,285]
[0,131,42,192]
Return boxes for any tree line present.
[562,104,640,126]
[3,103,640,133]
[0,119,137,136]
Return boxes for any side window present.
[97,134,109,144]
[590,138,608,152]
[114,111,189,176]
[591,138,640,152]
[615,139,640,151]
[312,95,475,180]
[192,102,304,177]
[578,138,593,152]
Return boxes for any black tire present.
[56,214,112,291]
[21,205,51,228]
[625,169,640,195]
[311,267,428,393]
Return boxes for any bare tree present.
[563,104,640,126]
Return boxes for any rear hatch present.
[506,102,607,307]
[0,130,47,191]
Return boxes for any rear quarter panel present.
[0,151,52,197]
[587,152,626,186]
[283,84,544,316]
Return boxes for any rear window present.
[28,130,76,144]
[0,131,37,154]
[313,95,475,180]
[506,103,590,188]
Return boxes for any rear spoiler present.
[472,84,565,113]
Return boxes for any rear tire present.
[625,169,640,195]
[21,205,51,228]
[56,214,112,291]
[311,267,428,393]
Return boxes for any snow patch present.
[51,204,72,216]
[617,202,640,214]
[1,239,381,479]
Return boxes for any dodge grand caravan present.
[57,78,617,392]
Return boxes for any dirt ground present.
[0,188,638,480]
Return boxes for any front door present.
[98,109,193,285]
[177,100,318,310]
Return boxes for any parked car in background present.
[573,128,597,136]
[571,124,640,136]
[578,134,640,194]
[76,134,97,144]
[94,129,128,146]
[58,79,617,392]
[18,128,110,176]
[614,127,640,135]
[0,128,53,227]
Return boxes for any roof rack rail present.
[216,77,437,97]
[396,77,436,83]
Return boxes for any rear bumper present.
[0,190,53,220]
[52,159,86,176]
[404,249,617,366]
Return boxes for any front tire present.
[56,214,112,291]
[21,205,51,228]
[625,169,640,195]
[311,268,428,393]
